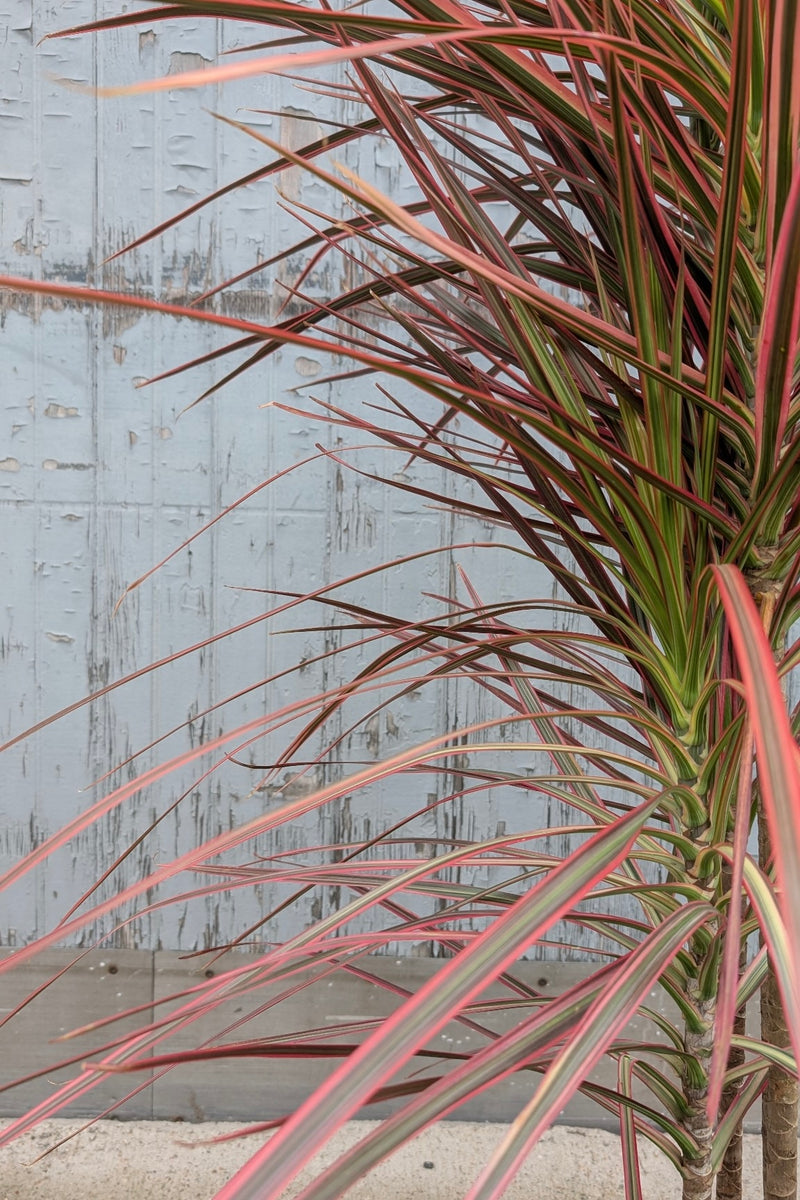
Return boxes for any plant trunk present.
[682,986,716,1200]
[716,1007,746,1200]
[753,585,798,1200]
[760,802,799,1200]
[760,959,798,1200]
[717,898,748,1200]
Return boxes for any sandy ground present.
[0,1119,773,1200]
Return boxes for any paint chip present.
[44,403,79,419]
[45,631,75,644]
[294,356,321,377]
[168,50,211,74]
[0,457,20,472]
[42,460,93,470]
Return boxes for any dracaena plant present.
[2,1,800,1199]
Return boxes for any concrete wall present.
[1,3,656,955]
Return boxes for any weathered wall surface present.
[1,2,628,953]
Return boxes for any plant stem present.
[717,873,748,1200]
[717,1008,746,1200]
[682,984,716,1200]
[760,805,799,1200]
[754,586,798,1200]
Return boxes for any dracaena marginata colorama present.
[2,2,800,1198]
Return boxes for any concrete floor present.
[0,1118,773,1199]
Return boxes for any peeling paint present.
[259,770,321,800]
[42,460,93,470]
[278,108,323,208]
[0,458,20,472]
[365,714,381,756]
[45,631,75,644]
[1,273,280,326]
[168,51,212,75]
[12,219,35,256]
[44,402,79,418]
[294,356,321,377]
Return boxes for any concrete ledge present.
[0,949,758,1130]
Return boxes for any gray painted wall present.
[0,3,663,955]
